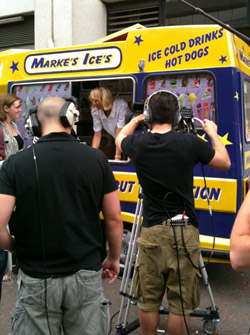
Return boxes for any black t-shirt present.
[0,132,117,277]
[122,130,215,227]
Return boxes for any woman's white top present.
[91,98,129,138]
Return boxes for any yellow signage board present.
[0,24,247,94]
[193,177,237,213]
[125,25,236,73]
[114,172,237,213]
[114,172,140,203]
[233,35,250,77]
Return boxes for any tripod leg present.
[199,254,217,312]
[115,188,143,332]
[199,254,220,334]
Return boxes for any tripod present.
[114,188,220,335]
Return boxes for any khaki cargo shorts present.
[133,224,201,315]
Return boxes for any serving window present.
[12,78,134,161]
[72,78,134,161]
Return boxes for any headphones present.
[25,96,80,137]
[143,90,180,127]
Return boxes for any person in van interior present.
[89,86,130,160]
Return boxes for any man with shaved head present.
[0,96,123,335]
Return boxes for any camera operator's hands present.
[116,113,145,152]
[201,119,231,171]
[135,114,146,123]
[201,119,218,136]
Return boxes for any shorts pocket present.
[136,237,159,276]
[137,237,158,249]
[76,270,103,305]
[18,276,46,307]
[11,305,26,334]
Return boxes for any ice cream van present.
[0,23,249,263]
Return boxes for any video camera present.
[125,102,145,130]
[176,107,198,134]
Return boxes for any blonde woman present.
[89,87,129,160]
[0,94,23,159]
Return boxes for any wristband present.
[115,155,121,159]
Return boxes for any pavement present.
[0,263,250,335]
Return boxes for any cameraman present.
[116,91,230,335]
[0,96,123,335]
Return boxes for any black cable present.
[180,225,199,270]
[162,167,216,333]
[32,145,53,335]
[108,303,128,335]
[182,118,216,269]
[179,167,216,270]
[201,164,216,265]
[163,178,215,272]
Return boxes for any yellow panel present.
[125,25,234,73]
[199,234,230,251]
[0,24,243,95]
[114,172,237,213]
[193,177,237,213]
[243,176,249,198]
[245,151,250,169]
[233,35,250,77]
[114,172,140,203]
